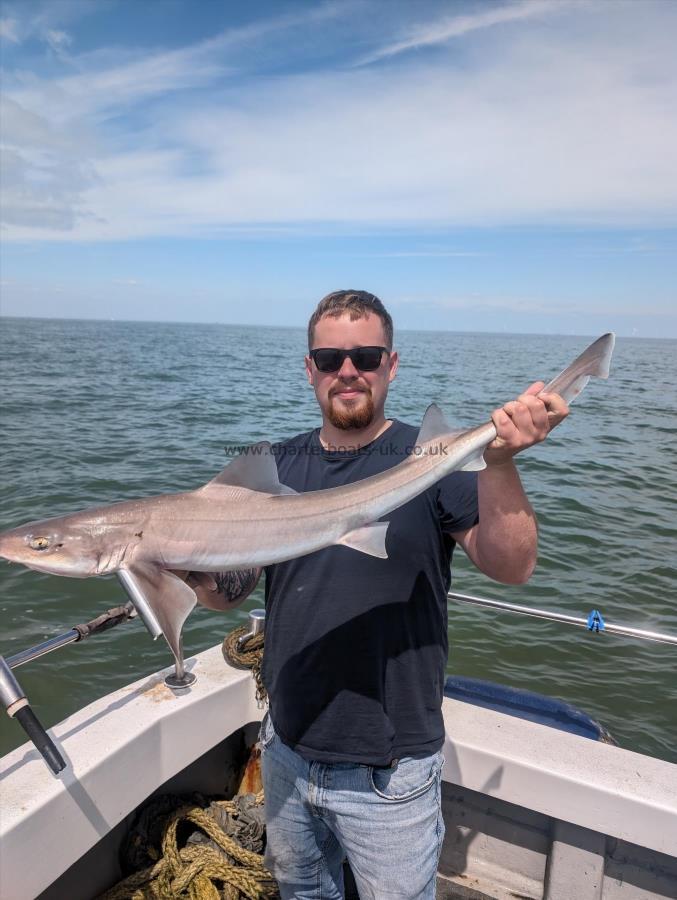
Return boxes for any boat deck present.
[1,644,676,899]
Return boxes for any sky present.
[0,0,676,337]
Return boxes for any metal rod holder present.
[237,609,266,651]
[116,571,163,640]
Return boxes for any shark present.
[0,333,615,672]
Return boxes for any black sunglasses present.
[309,346,388,373]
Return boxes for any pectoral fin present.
[337,522,389,558]
[121,564,197,662]
[458,447,487,471]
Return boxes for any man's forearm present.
[454,379,569,583]
[188,568,262,611]
[473,461,538,584]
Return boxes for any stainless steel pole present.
[6,631,80,669]
[448,591,677,647]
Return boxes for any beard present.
[327,389,375,430]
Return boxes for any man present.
[190,290,568,899]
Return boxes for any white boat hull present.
[1,644,676,899]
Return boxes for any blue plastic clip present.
[587,609,605,633]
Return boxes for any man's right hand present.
[172,568,262,612]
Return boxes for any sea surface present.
[0,318,675,763]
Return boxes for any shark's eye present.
[29,536,50,551]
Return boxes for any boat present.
[1,607,676,900]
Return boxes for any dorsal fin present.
[416,403,486,471]
[417,403,458,444]
[204,442,297,495]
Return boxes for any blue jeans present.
[259,713,445,899]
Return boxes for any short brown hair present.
[307,290,394,350]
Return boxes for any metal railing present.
[448,591,677,646]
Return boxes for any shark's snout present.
[0,520,96,577]
[0,526,50,568]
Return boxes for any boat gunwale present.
[1,642,676,899]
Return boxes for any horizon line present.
[0,313,670,341]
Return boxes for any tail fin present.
[542,333,615,405]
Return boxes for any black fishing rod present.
[0,602,136,774]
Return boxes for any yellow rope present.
[99,793,277,900]
[101,623,272,899]
[222,627,267,706]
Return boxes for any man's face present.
[305,312,399,430]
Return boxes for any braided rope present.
[99,793,277,900]
[222,627,267,706]
[100,621,271,899]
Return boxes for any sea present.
[0,318,675,763]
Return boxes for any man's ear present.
[305,355,314,385]
[387,350,399,383]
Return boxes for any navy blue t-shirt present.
[263,419,479,766]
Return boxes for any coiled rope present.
[222,626,267,707]
[100,625,275,899]
[99,793,278,900]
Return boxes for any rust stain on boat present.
[142,681,176,703]
[236,745,262,795]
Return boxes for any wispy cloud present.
[112,278,141,286]
[44,28,73,55]
[2,0,676,241]
[357,0,560,65]
[0,94,96,230]
[574,236,675,257]
[6,3,346,121]
[0,0,94,47]
[0,18,20,42]
[402,294,677,319]
[356,250,483,258]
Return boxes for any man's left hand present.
[484,382,569,467]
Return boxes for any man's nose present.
[337,354,359,378]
